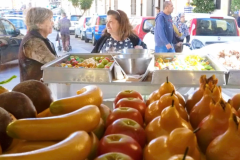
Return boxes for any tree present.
[79,0,94,15]
[231,0,240,13]
[68,0,80,14]
[191,0,215,13]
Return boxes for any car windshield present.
[8,19,26,29]
[131,18,142,28]
[196,18,238,36]
[143,19,155,32]
[71,16,81,21]
[99,16,107,25]
[86,17,91,23]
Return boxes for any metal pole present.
[141,0,143,16]
[109,0,111,10]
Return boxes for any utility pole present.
[109,0,111,10]
[12,0,14,9]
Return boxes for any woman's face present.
[38,17,54,35]
[106,15,120,36]
[180,14,185,23]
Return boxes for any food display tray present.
[41,54,115,83]
[151,53,227,86]
[225,69,240,86]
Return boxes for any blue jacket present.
[59,17,71,35]
[154,11,174,47]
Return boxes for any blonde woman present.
[18,7,57,82]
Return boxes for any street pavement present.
[0,30,94,90]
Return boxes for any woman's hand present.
[134,45,143,49]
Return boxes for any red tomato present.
[115,98,146,117]
[114,90,143,106]
[106,107,144,127]
[104,118,146,148]
[98,134,142,160]
[105,57,110,62]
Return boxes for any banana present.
[7,105,100,141]
[50,85,103,114]
[4,140,57,154]
[0,131,91,160]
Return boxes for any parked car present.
[5,17,27,35]
[189,14,240,45]
[85,14,107,45]
[143,14,240,50]
[129,16,155,40]
[3,14,25,18]
[69,15,81,35]
[53,15,58,21]
[75,16,91,40]
[0,17,23,64]
[53,15,61,31]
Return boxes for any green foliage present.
[231,0,240,12]
[191,0,215,13]
[79,0,94,15]
[69,0,80,8]
[68,0,93,15]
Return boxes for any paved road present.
[0,30,94,90]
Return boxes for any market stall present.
[1,47,240,160]
[41,51,240,103]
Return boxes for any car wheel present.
[80,32,85,40]
[75,34,78,38]
[85,34,89,43]
[92,35,96,46]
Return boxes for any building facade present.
[56,0,231,18]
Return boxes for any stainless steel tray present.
[207,53,240,86]
[151,53,227,86]
[226,69,240,86]
[41,54,115,83]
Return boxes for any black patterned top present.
[100,37,134,53]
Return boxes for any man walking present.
[59,12,71,52]
[154,1,175,53]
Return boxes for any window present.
[0,23,6,35]
[216,0,221,10]
[1,20,15,35]
[196,18,237,36]
[71,15,81,21]
[86,17,91,23]
[143,19,155,32]
[131,0,136,15]
[131,18,142,28]
[99,16,107,25]
[8,19,26,29]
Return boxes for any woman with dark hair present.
[91,10,147,53]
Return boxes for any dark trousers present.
[61,34,70,51]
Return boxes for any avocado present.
[0,107,14,151]
[12,80,53,114]
[0,91,37,119]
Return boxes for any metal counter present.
[152,53,227,85]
